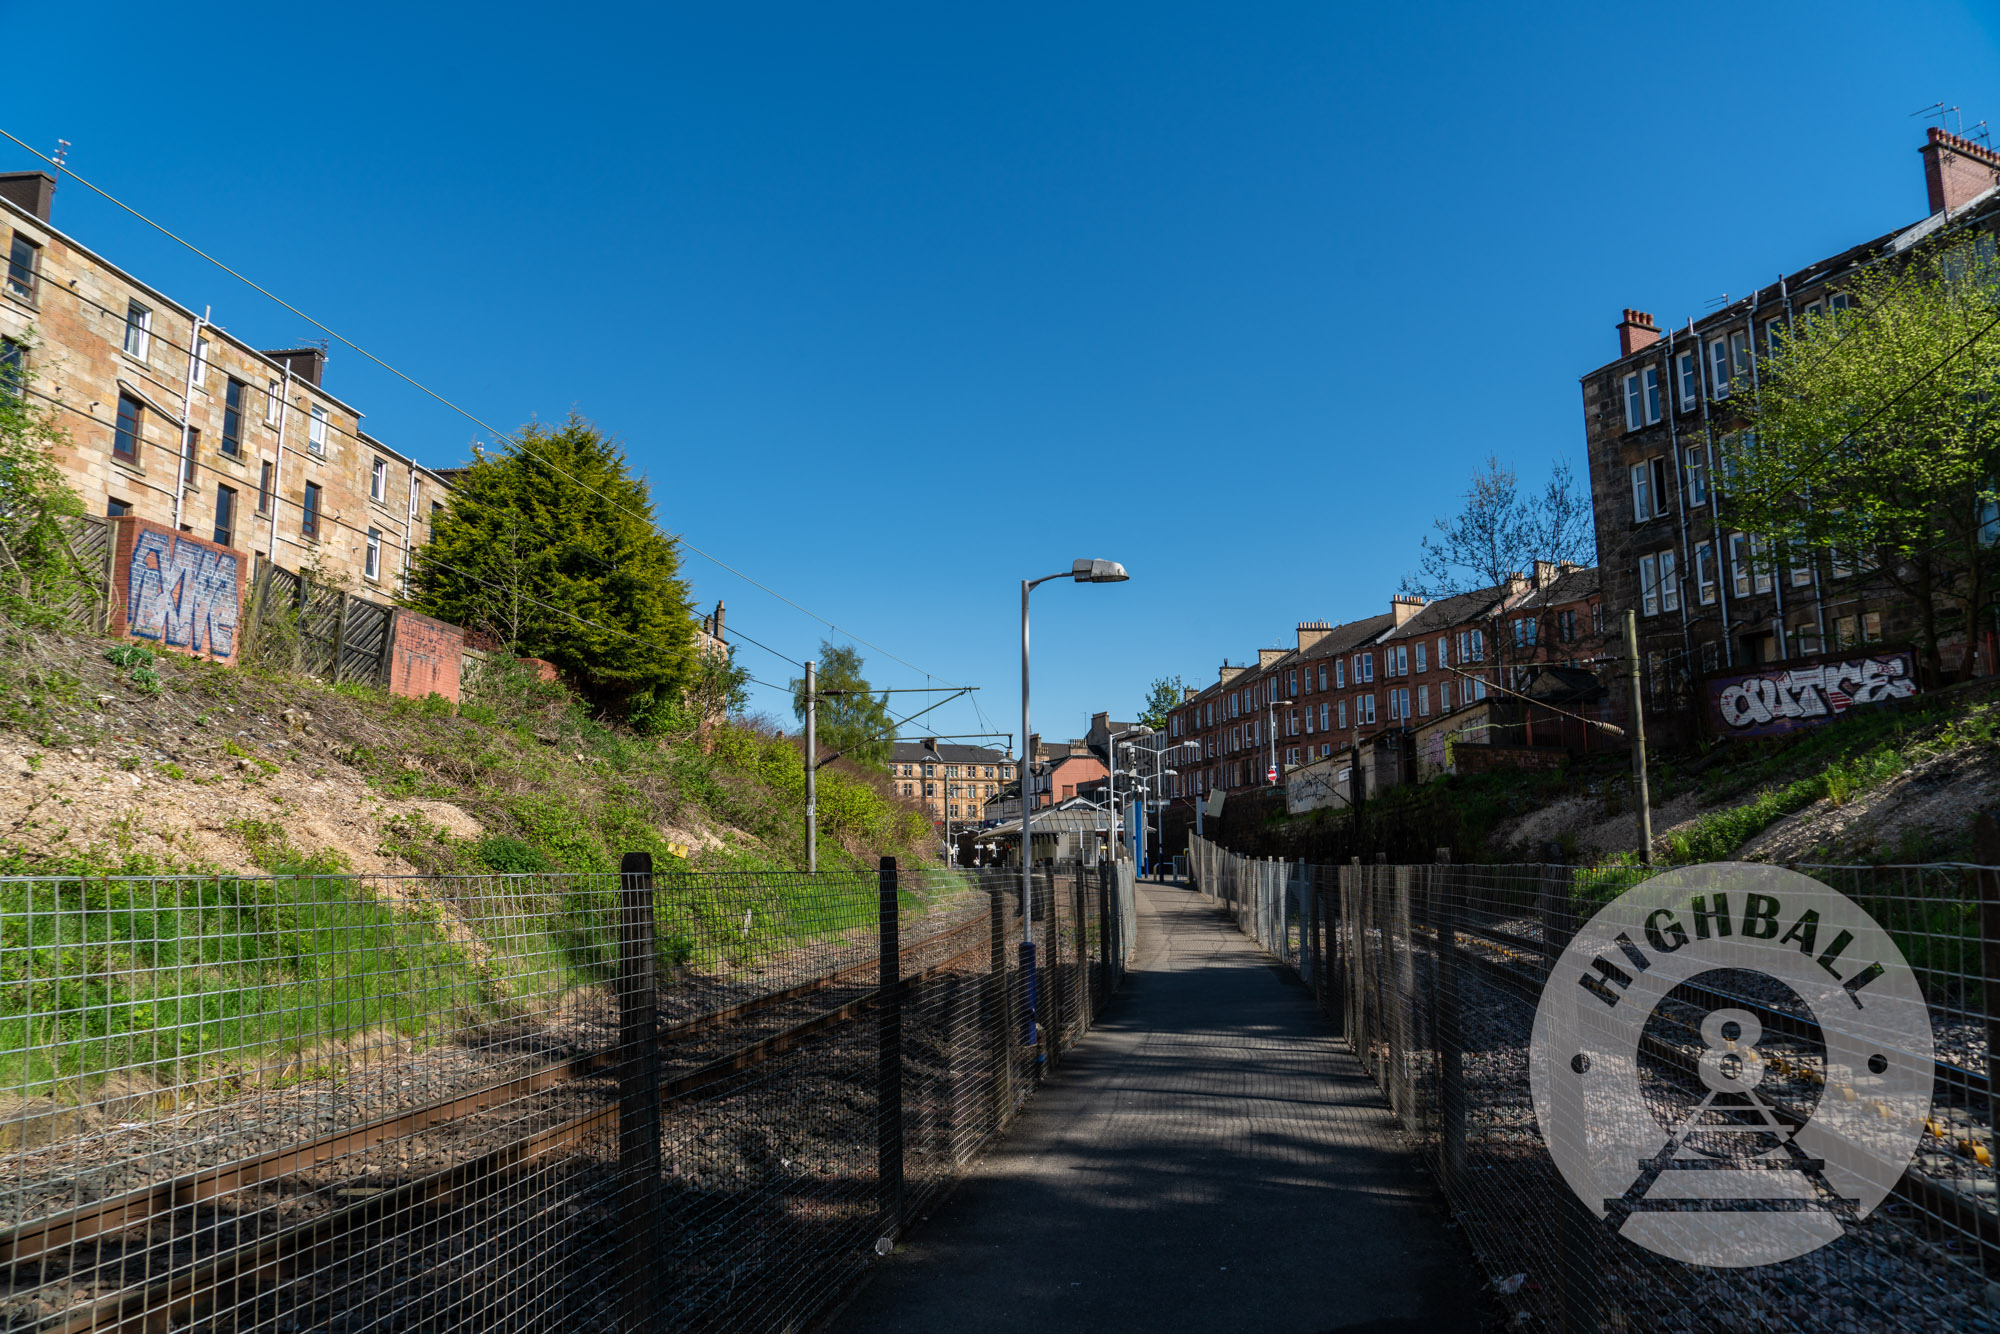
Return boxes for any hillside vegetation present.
[1224,678,2000,868]
[0,629,934,881]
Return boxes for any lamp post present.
[1267,696,1296,785]
[1106,724,1151,864]
[1020,558,1128,1051]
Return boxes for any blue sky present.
[9,2,2000,750]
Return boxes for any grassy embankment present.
[0,632,950,1096]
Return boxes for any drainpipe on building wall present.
[171,307,208,533]
[1663,328,1696,672]
[1745,292,1790,659]
[1780,273,1831,653]
[402,463,417,596]
[1696,317,1735,668]
[267,363,295,564]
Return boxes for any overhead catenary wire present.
[0,127,965,690]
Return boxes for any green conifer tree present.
[409,413,696,712]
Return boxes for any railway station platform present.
[827,876,1483,1333]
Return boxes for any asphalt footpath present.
[825,876,1485,1334]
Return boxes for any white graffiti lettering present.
[1716,654,1914,731]
[128,530,240,657]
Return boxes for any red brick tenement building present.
[0,172,454,593]
[1158,565,1606,814]
[1581,129,2000,743]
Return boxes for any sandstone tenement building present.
[1580,129,2000,743]
[0,171,454,593]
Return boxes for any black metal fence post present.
[1436,848,1464,1200]
[1974,815,2000,1274]
[877,856,905,1244]
[1097,860,1112,1013]
[1041,861,1063,1069]
[616,851,662,1334]
[989,882,1013,1133]
[1073,870,1089,1033]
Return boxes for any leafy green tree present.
[409,412,697,713]
[791,641,894,769]
[1138,675,1185,731]
[1721,239,2000,681]
[0,337,89,628]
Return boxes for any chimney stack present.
[263,347,327,388]
[0,172,54,223]
[1390,595,1424,627]
[1533,559,1557,589]
[1617,309,1660,356]
[711,599,725,644]
[1920,127,2000,216]
[1296,620,1334,652]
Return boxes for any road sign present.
[1267,765,1277,783]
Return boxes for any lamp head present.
[1072,558,1129,584]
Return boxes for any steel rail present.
[7,928,1000,1332]
[1438,929,2000,1268]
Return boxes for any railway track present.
[0,910,1011,1332]
[1421,917,2000,1269]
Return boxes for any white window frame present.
[1337,700,1347,729]
[266,379,283,425]
[370,456,387,502]
[1414,642,1427,673]
[1729,532,1752,597]
[1643,366,1661,423]
[1359,694,1376,725]
[1623,372,1645,431]
[1685,446,1708,507]
[1695,541,1717,605]
[1659,549,1679,612]
[1359,653,1374,683]
[123,301,152,360]
[1630,462,1653,522]
[1417,684,1430,716]
[1708,336,1731,399]
[309,405,328,456]
[1335,660,1346,688]
[1752,535,1773,594]
[1676,350,1698,410]
[192,336,209,388]
[1639,553,1660,617]
[365,527,382,581]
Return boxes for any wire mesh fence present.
[0,854,1136,1332]
[1189,835,2000,1332]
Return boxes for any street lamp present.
[1020,557,1128,1049]
[1267,696,1296,785]
[1118,766,1177,876]
[1106,724,1151,864]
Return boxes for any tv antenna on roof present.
[1911,102,1964,135]
[1704,293,1731,310]
[49,139,69,193]
[1971,120,1993,148]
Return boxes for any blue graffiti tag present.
[127,530,240,657]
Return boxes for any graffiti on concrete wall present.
[115,521,242,664]
[1706,651,1917,738]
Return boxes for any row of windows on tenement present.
[1633,526,1929,620]
[892,763,1009,780]
[897,781,1000,795]
[5,227,432,581]
[1169,627,1511,742]
[1618,294,1858,432]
